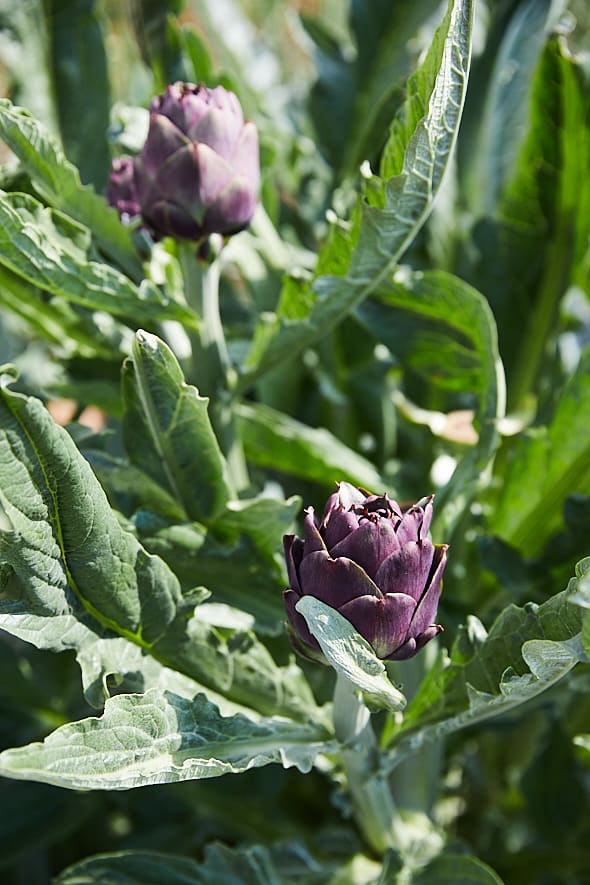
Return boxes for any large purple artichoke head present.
[283,483,447,663]
[107,82,259,242]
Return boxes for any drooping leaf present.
[0,98,141,279]
[239,0,473,389]
[0,689,333,790]
[356,269,504,538]
[122,331,233,522]
[296,596,406,713]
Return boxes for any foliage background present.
[0,1,590,883]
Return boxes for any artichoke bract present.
[107,82,259,241]
[283,483,447,663]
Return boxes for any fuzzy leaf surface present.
[0,689,332,790]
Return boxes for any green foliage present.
[0,0,590,882]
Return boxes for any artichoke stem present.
[334,672,403,856]
[180,240,249,491]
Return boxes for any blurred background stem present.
[179,240,249,492]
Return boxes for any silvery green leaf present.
[383,560,587,770]
[0,689,333,790]
[296,596,406,713]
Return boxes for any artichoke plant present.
[107,82,259,241]
[283,483,447,662]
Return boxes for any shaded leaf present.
[413,853,504,885]
[492,348,590,555]
[45,0,111,190]
[356,270,503,538]
[236,400,388,490]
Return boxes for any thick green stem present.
[179,241,249,491]
[333,672,403,856]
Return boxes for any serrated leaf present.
[236,400,388,490]
[0,373,315,720]
[0,191,193,327]
[0,98,141,279]
[356,270,504,538]
[239,0,473,388]
[122,331,233,521]
[296,596,406,712]
[0,689,333,790]
[383,560,587,768]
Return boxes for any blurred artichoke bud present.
[126,81,260,241]
[106,156,141,222]
[283,483,447,662]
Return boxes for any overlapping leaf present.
[0,192,194,326]
[239,0,473,388]
[383,558,588,770]
[0,98,141,278]
[0,368,317,720]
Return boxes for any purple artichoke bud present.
[130,81,259,241]
[106,156,141,221]
[283,483,447,663]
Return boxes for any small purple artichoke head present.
[283,483,447,663]
[106,156,141,222]
[107,82,259,242]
